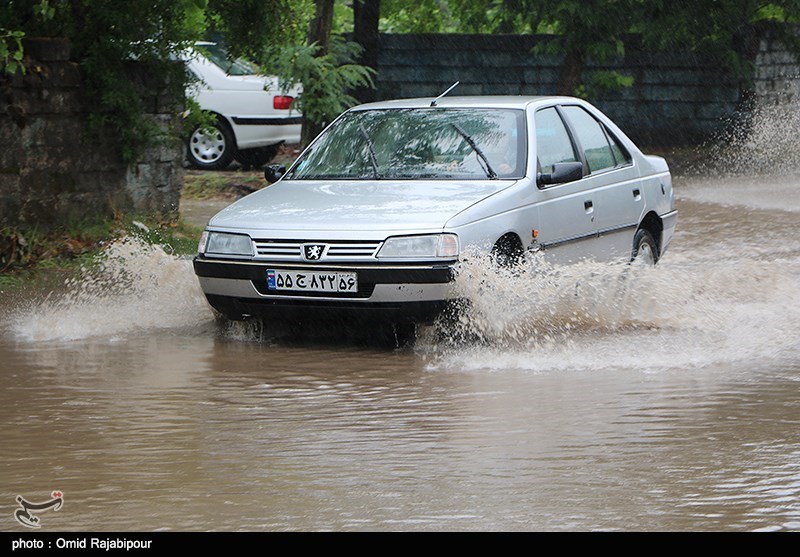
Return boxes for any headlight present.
[377,234,459,259]
[204,231,253,256]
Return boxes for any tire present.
[632,228,659,265]
[491,235,524,267]
[235,143,281,170]
[205,294,246,321]
[187,119,236,170]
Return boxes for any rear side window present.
[535,107,578,173]
[562,106,628,173]
[607,131,631,167]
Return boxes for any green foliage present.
[204,0,311,63]
[0,28,25,75]
[639,0,800,78]
[575,70,635,99]
[34,0,56,20]
[273,36,374,129]
[0,273,23,290]
[332,0,355,34]
[379,0,457,33]
[448,0,549,34]
[198,1,374,139]
[1,0,58,75]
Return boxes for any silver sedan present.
[193,95,677,324]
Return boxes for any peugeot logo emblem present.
[303,244,326,261]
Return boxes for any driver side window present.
[535,107,578,176]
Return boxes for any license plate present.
[266,269,358,293]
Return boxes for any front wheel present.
[491,235,524,268]
[632,229,659,265]
[186,119,236,170]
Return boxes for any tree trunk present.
[307,0,335,55]
[301,0,335,147]
[557,42,585,96]
[353,0,380,103]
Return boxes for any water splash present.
[699,99,800,176]
[420,247,800,372]
[7,237,214,342]
[4,205,799,373]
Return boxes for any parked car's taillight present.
[273,96,293,110]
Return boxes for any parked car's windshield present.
[285,108,526,180]
[197,43,259,76]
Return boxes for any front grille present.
[252,239,382,262]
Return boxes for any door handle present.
[584,200,593,211]
[633,188,641,198]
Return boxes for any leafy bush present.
[272,36,374,142]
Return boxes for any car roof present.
[350,95,580,111]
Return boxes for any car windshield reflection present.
[285,108,526,181]
[197,43,260,76]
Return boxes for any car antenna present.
[430,81,460,107]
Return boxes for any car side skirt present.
[538,222,638,250]
[231,116,303,126]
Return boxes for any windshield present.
[285,108,526,180]
[197,43,259,76]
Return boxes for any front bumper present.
[193,257,456,323]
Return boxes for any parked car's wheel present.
[234,143,282,170]
[632,228,659,265]
[187,119,236,170]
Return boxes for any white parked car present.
[184,42,301,170]
[193,96,677,326]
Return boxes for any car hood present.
[207,179,516,232]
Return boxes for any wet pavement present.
[1,173,799,531]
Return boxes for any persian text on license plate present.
[266,269,358,293]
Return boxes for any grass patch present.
[0,215,204,292]
[132,217,204,256]
[0,273,23,289]
[183,170,264,200]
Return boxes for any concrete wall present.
[0,38,184,229]
[374,33,796,146]
[754,32,800,104]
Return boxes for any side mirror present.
[264,164,286,184]
[538,161,583,186]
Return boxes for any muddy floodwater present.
[1,172,799,531]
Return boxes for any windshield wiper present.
[359,125,380,180]
[450,124,497,179]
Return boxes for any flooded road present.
[1,172,799,531]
